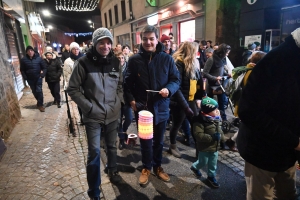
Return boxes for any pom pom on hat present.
[160,34,170,43]
[201,97,218,114]
[92,27,113,46]
[25,46,34,52]
[46,46,52,52]
[69,42,80,50]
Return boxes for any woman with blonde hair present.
[168,41,204,158]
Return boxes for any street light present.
[88,20,94,30]
[48,25,53,29]
[43,10,51,16]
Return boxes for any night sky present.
[36,0,100,43]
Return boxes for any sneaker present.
[153,166,170,182]
[190,166,202,178]
[108,171,121,184]
[119,139,126,150]
[139,168,151,186]
[38,106,45,112]
[207,176,220,188]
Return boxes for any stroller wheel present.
[222,120,231,133]
[232,118,241,128]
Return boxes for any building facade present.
[240,0,300,52]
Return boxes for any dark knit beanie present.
[201,97,218,114]
[26,46,34,52]
[160,34,170,43]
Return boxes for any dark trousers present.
[47,81,61,103]
[135,111,167,170]
[118,104,133,140]
[85,120,118,198]
[27,77,44,106]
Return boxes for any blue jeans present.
[192,151,218,177]
[118,104,133,140]
[181,117,191,138]
[135,111,167,170]
[27,77,44,106]
[85,120,118,198]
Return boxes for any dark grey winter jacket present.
[67,47,123,124]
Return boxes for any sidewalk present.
[0,82,115,199]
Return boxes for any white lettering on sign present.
[247,0,257,5]
[286,19,300,24]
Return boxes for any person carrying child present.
[190,97,225,188]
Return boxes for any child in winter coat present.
[190,97,225,188]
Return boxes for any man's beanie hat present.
[160,34,170,43]
[69,42,80,50]
[248,43,256,50]
[92,27,113,46]
[26,46,34,52]
[201,97,218,114]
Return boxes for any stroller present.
[210,76,240,132]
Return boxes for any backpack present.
[228,66,253,105]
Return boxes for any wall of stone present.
[0,12,21,139]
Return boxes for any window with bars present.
[121,0,126,21]
[114,5,119,24]
[109,9,113,27]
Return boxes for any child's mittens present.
[212,133,221,141]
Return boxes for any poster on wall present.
[281,5,300,42]
[244,35,261,47]
[180,20,195,43]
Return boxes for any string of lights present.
[64,32,93,37]
[55,0,99,11]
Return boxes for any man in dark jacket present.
[44,52,63,108]
[195,40,207,69]
[241,43,256,66]
[124,25,180,186]
[237,27,300,200]
[67,28,123,199]
[20,46,47,112]
[61,44,70,63]
[160,34,174,55]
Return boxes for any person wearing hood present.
[20,46,47,112]
[66,28,124,199]
[63,42,83,86]
[44,52,63,108]
[124,25,180,186]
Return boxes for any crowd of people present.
[19,25,300,200]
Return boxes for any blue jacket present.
[20,54,47,80]
[124,42,180,125]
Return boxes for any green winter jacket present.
[193,114,225,152]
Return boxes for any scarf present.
[291,27,300,48]
[70,52,83,61]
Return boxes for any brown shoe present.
[139,168,151,186]
[38,106,45,112]
[154,166,170,182]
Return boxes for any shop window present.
[114,5,119,24]
[179,20,195,43]
[117,33,130,47]
[121,0,126,21]
[104,13,108,28]
[109,9,113,27]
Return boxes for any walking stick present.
[63,75,75,137]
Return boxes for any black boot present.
[119,139,126,150]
